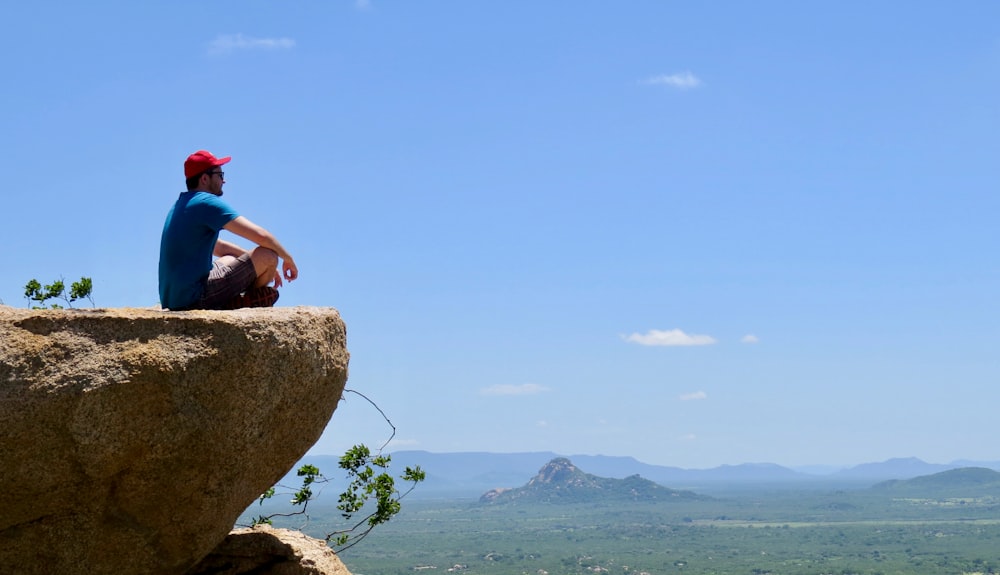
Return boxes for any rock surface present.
[0,306,349,575]
[188,525,350,575]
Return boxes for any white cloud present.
[623,329,717,347]
[208,34,295,55]
[679,391,707,401]
[536,420,549,428]
[643,71,702,89]
[480,383,550,396]
[356,0,371,9]
[680,433,697,441]
[741,334,760,344]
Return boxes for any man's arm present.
[213,238,248,258]
[222,216,298,281]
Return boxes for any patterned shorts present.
[197,253,258,310]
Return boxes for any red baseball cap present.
[184,150,231,178]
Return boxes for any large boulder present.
[0,306,349,575]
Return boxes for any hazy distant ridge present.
[296,451,1000,496]
[833,457,954,479]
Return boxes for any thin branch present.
[343,388,396,452]
[240,389,424,553]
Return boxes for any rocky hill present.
[480,457,709,504]
[0,306,350,575]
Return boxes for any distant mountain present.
[380,451,815,492]
[479,458,709,505]
[691,463,805,482]
[835,457,954,480]
[557,454,687,482]
[568,455,808,484]
[791,464,847,475]
[871,467,1000,497]
[376,451,559,495]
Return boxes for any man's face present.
[204,169,225,196]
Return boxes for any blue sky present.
[3,1,999,469]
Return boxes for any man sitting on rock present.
[158,150,298,310]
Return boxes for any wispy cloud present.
[356,0,372,9]
[481,383,550,396]
[680,433,697,441]
[679,391,708,401]
[741,334,760,344]
[623,329,717,347]
[208,34,295,56]
[642,71,702,90]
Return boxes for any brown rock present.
[188,525,351,575]
[0,306,349,575]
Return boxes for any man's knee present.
[250,247,279,275]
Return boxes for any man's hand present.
[283,259,298,282]
[221,216,298,287]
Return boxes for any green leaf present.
[70,277,93,302]
[403,466,426,482]
[24,279,41,300]
[298,464,321,477]
[258,487,276,505]
[44,280,65,300]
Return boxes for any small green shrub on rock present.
[24,277,94,309]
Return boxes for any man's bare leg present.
[249,246,280,288]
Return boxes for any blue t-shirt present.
[158,191,239,309]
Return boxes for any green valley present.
[247,460,1000,575]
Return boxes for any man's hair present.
[186,172,207,191]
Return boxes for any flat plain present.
[247,480,1000,575]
